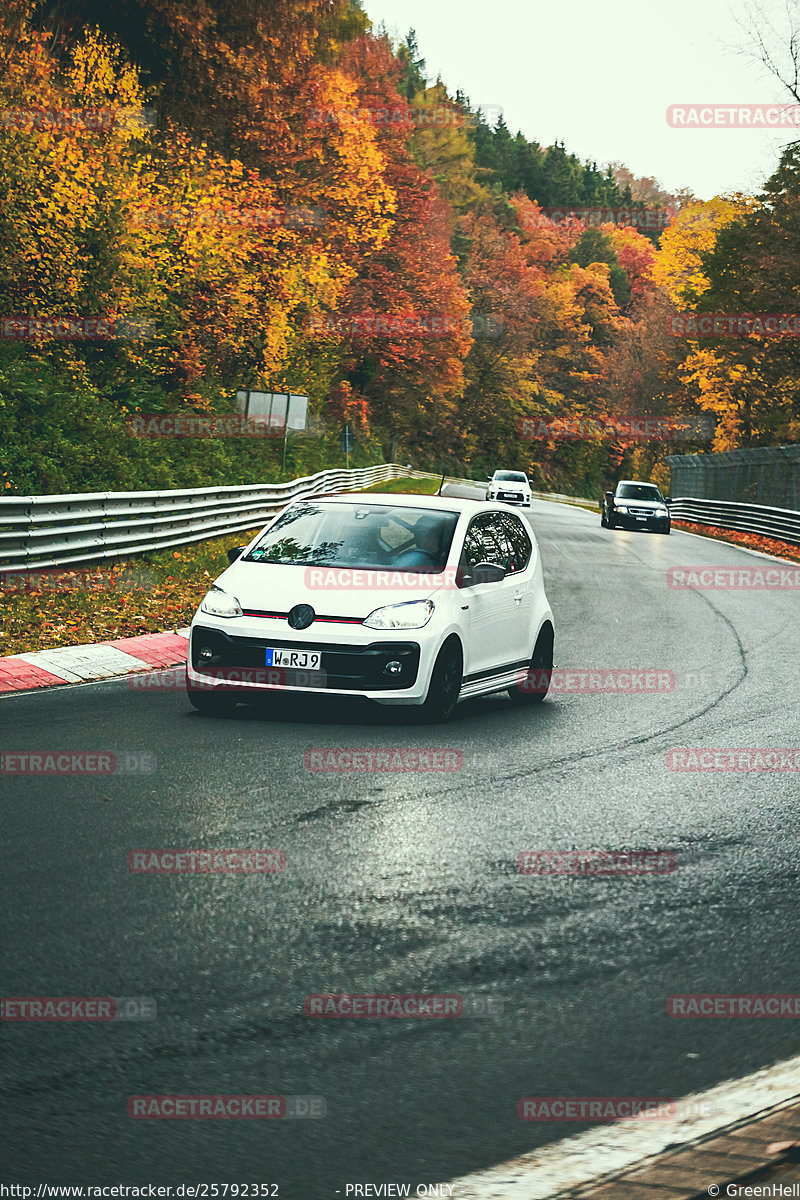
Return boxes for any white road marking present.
[445,1053,800,1198]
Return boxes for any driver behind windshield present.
[391,516,446,570]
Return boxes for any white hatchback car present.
[486,471,532,507]
[186,494,554,721]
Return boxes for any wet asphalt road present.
[2,495,799,1197]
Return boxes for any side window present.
[461,523,485,571]
[461,515,504,570]
[484,518,515,571]
[500,514,532,572]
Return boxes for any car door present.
[459,512,530,681]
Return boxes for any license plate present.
[265,648,322,669]
[636,516,647,521]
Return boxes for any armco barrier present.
[667,497,800,546]
[5,468,798,572]
[0,464,436,573]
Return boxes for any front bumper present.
[187,624,425,702]
[614,512,670,530]
[489,492,531,506]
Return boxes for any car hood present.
[210,560,450,619]
[494,481,529,491]
[616,498,664,510]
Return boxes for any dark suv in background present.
[601,480,670,534]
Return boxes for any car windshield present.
[243,502,460,573]
[495,472,527,482]
[617,484,662,501]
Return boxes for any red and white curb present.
[443,1053,800,1198]
[0,630,190,694]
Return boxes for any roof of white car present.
[299,492,497,514]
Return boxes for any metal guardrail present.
[14,466,790,573]
[667,497,800,546]
[0,464,421,572]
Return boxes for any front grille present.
[191,626,420,690]
[241,608,364,625]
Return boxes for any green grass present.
[354,475,442,495]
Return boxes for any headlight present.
[656,506,668,514]
[200,585,243,618]
[616,505,628,513]
[363,599,435,630]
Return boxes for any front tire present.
[509,624,554,705]
[421,638,463,722]
[187,687,238,716]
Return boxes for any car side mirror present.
[227,545,247,563]
[605,491,614,502]
[469,561,506,586]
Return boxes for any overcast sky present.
[364,0,798,200]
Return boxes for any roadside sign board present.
[236,391,308,431]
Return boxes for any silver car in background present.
[486,470,533,506]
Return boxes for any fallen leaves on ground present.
[673,521,800,563]
[0,529,262,657]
